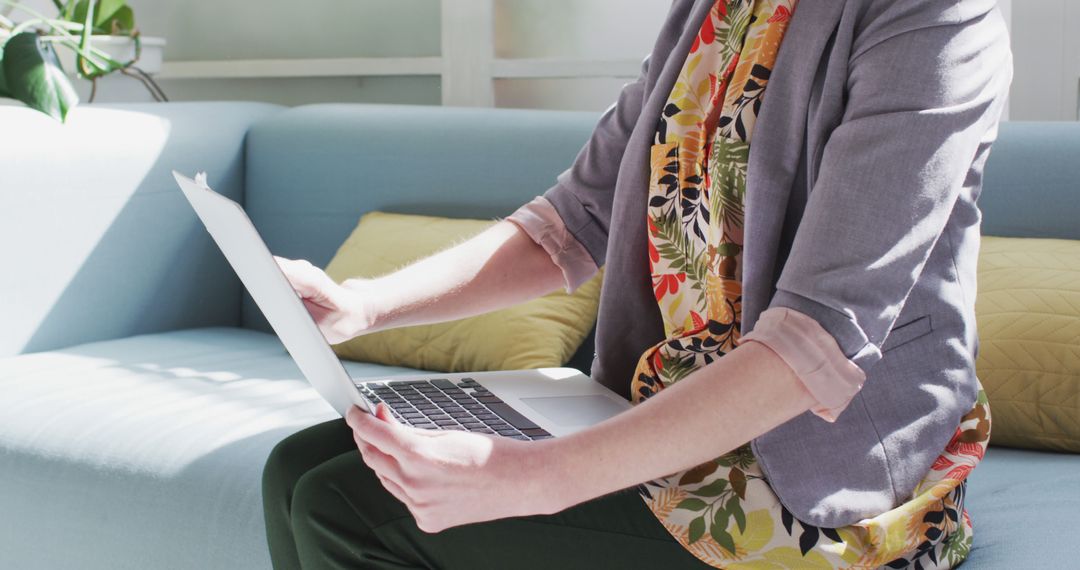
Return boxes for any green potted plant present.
[0,0,165,122]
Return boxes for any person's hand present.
[274,256,373,344]
[346,404,566,533]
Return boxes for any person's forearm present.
[354,220,566,334]
[541,342,815,509]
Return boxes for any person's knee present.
[288,460,371,556]
[289,462,418,567]
[290,453,410,539]
[263,421,352,511]
[263,431,309,510]
[289,467,336,527]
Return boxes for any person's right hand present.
[274,257,373,344]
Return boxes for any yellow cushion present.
[976,236,1080,452]
[324,212,602,372]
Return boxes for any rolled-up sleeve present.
[541,56,651,268]
[742,307,866,422]
[767,5,1012,375]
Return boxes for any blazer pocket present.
[881,315,933,353]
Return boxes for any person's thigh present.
[290,441,711,570]
[264,420,357,495]
[264,419,359,568]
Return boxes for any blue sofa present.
[0,102,1076,569]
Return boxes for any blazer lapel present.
[742,0,845,332]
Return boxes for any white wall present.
[999,0,1011,26]
[1008,0,1080,121]
[133,0,443,107]
[493,0,667,59]
[88,0,666,111]
[12,0,444,106]
[9,0,1079,118]
[491,0,667,110]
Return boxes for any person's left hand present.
[346,404,565,533]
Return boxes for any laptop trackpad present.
[519,395,627,427]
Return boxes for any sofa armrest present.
[0,101,282,357]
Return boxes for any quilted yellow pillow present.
[324,212,602,372]
[976,236,1080,452]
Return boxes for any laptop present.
[172,171,631,440]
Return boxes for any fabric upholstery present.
[242,104,599,333]
[975,236,1080,452]
[0,102,282,358]
[1,328,1076,570]
[324,212,602,372]
[980,122,1080,241]
[0,328,421,570]
[964,448,1080,569]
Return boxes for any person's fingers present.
[377,473,415,508]
[347,404,413,458]
[357,441,406,485]
[275,257,318,295]
[345,405,368,428]
[374,402,400,426]
[302,298,332,319]
[347,403,398,427]
[274,257,338,305]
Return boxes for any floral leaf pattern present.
[634,0,788,404]
[643,387,990,568]
[629,1,992,568]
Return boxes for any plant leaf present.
[103,5,134,34]
[691,478,729,497]
[78,0,96,76]
[799,525,820,556]
[679,461,719,486]
[688,516,706,544]
[729,497,746,534]
[730,466,747,499]
[731,510,775,553]
[0,43,11,97]
[671,112,703,127]
[821,527,843,543]
[71,0,130,30]
[675,498,709,512]
[61,0,78,21]
[710,525,737,555]
[2,32,79,121]
[712,502,730,535]
[781,506,795,535]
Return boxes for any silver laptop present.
[173,171,631,440]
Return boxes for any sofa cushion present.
[981,122,1080,241]
[0,327,420,570]
[0,329,1075,567]
[324,212,602,372]
[976,236,1080,452]
[965,447,1080,568]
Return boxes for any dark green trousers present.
[262,419,711,569]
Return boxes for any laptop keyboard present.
[356,378,553,441]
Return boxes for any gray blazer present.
[544,0,1012,528]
